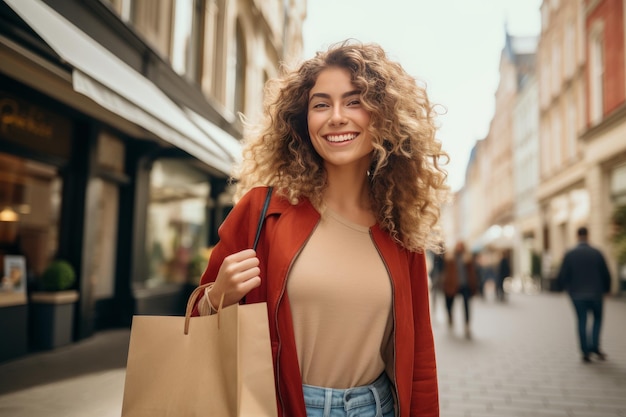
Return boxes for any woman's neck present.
[323,167,375,226]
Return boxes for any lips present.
[324,133,358,143]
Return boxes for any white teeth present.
[325,133,357,142]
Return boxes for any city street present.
[0,291,624,417]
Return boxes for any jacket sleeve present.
[598,252,612,294]
[409,251,439,416]
[190,188,265,316]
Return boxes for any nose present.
[328,106,347,126]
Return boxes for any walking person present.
[192,40,448,416]
[557,226,612,363]
[442,241,478,339]
[428,241,446,313]
[496,249,511,302]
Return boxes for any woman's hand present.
[209,249,261,309]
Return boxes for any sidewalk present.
[0,328,129,417]
[0,292,624,417]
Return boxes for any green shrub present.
[41,260,76,291]
[613,205,626,264]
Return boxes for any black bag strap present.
[242,187,272,305]
[252,186,273,251]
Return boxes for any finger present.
[237,276,261,295]
[224,249,257,263]
[231,266,261,284]
[221,258,260,281]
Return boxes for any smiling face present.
[307,66,374,172]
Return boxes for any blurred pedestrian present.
[557,226,612,363]
[496,249,511,302]
[428,241,445,312]
[443,241,479,339]
[473,252,486,298]
[192,40,446,416]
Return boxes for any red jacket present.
[194,186,439,416]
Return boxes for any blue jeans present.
[572,298,603,356]
[302,372,395,417]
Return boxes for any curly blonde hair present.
[234,39,449,252]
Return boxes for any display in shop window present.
[0,255,27,306]
[1,255,26,293]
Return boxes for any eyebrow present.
[309,90,361,102]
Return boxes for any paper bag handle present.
[183,283,226,334]
[184,283,210,334]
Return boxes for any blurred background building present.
[0,0,306,362]
[444,0,626,298]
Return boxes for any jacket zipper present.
[274,219,320,415]
[370,230,399,417]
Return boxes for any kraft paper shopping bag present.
[121,285,277,417]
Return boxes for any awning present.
[5,0,241,176]
[184,108,243,166]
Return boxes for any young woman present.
[194,39,448,417]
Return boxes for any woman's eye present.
[312,102,329,109]
[347,99,361,106]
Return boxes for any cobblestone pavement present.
[0,291,624,417]
[432,290,626,417]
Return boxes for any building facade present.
[581,0,626,291]
[447,0,626,295]
[0,0,306,362]
[536,0,589,285]
[452,30,538,281]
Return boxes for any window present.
[133,0,170,56]
[0,153,61,293]
[234,19,247,117]
[564,20,575,78]
[171,0,202,81]
[551,111,562,169]
[551,37,561,94]
[144,159,210,288]
[589,24,604,125]
[540,124,549,177]
[566,91,577,161]
[540,55,550,107]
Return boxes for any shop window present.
[0,153,61,302]
[144,159,210,288]
[88,179,119,299]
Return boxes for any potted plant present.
[30,259,79,350]
[612,205,626,291]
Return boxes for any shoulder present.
[238,186,272,207]
[242,186,317,220]
[222,187,277,227]
[576,243,602,256]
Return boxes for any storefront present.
[0,1,240,361]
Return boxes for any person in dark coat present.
[557,226,612,363]
[496,249,511,302]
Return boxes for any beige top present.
[287,207,392,388]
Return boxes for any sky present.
[302,0,542,192]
